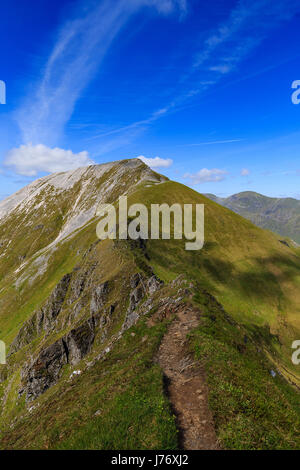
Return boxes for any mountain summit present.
[0,160,299,450]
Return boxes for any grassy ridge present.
[127,181,300,385]
[0,175,299,450]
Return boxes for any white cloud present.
[184,168,228,184]
[138,156,173,168]
[4,144,94,177]
[241,168,250,176]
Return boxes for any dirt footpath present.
[157,307,220,450]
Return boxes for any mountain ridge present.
[0,160,299,450]
[205,191,300,243]
[0,159,167,293]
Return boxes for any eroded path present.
[157,307,220,450]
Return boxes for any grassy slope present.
[127,181,300,381]
[0,160,162,345]
[1,315,178,450]
[0,230,179,450]
[128,181,300,448]
[189,291,300,449]
[0,178,299,450]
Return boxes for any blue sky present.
[1,0,300,199]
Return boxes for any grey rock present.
[123,274,161,330]
[65,319,95,366]
[68,273,86,304]
[90,281,109,315]
[21,315,98,400]
[129,285,145,312]
[130,273,143,289]
[147,275,162,294]
[10,273,72,354]
[22,339,68,401]
[123,311,140,330]
[67,263,97,305]
[41,273,72,332]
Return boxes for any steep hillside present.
[0,161,299,450]
[0,159,166,345]
[205,191,300,243]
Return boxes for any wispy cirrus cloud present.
[209,65,232,75]
[16,0,186,147]
[5,0,186,177]
[145,0,187,15]
[91,1,300,144]
[182,139,243,147]
[9,0,300,180]
[193,0,300,78]
[88,107,169,141]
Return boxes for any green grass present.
[0,316,177,450]
[126,181,300,385]
[188,290,300,449]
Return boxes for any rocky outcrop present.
[90,282,109,315]
[41,273,72,331]
[20,315,97,401]
[19,273,161,401]
[20,339,68,402]
[123,273,162,330]
[18,277,112,401]
[147,275,162,294]
[67,270,87,305]
[65,318,96,365]
[10,265,108,356]
[10,273,72,354]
